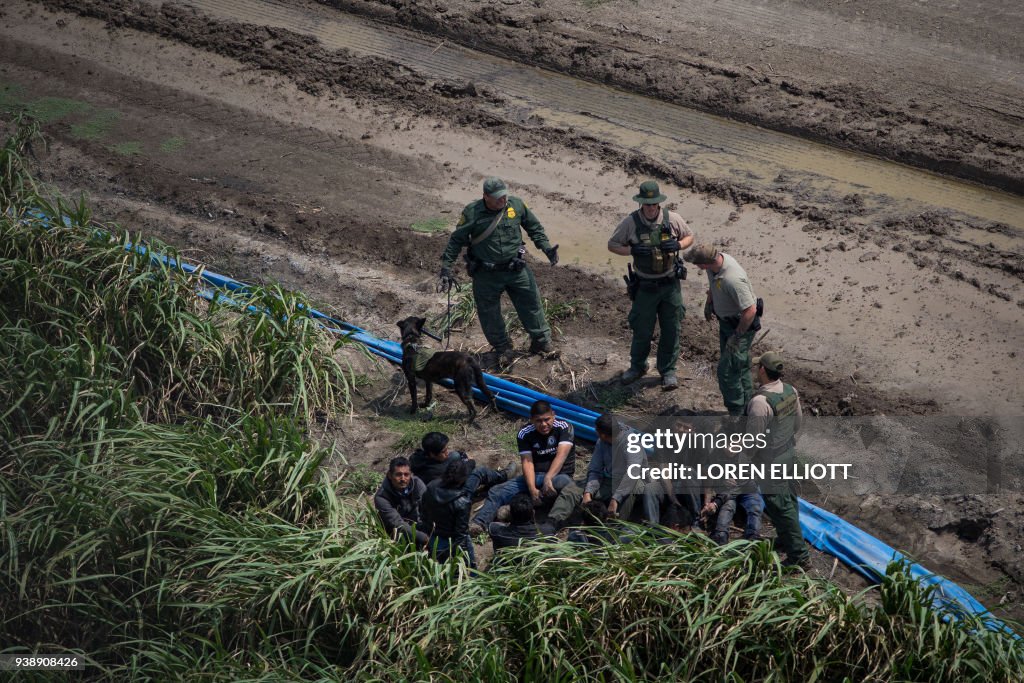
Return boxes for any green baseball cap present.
[632,180,667,205]
[753,351,784,373]
[483,177,508,199]
[683,243,719,265]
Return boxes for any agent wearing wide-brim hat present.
[744,350,809,568]
[607,180,694,390]
[684,243,759,415]
[439,177,561,364]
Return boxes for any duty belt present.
[639,276,677,290]
[479,259,525,272]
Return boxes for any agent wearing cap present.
[607,180,694,390]
[685,244,758,414]
[745,351,809,567]
[439,177,560,363]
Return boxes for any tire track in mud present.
[175,0,1024,240]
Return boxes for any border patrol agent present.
[439,177,559,363]
[607,181,694,390]
[745,351,809,567]
[685,244,759,415]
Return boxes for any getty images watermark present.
[622,428,851,491]
[610,416,1023,496]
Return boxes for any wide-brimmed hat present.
[632,180,667,205]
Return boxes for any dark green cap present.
[483,177,508,199]
[753,351,784,373]
[683,243,719,265]
[632,180,667,205]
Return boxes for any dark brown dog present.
[397,316,497,422]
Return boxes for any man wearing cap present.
[685,244,759,414]
[439,177,560,364]
[607,181,694,389]
[745,351,809,567]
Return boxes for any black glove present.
[438,267,458,292]
[659,238,681,253]
[703,296,715,322]
[630,243,653,257]
[544,244,559,266]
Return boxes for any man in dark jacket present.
[374,456,429,549]
[421,459,477,568]
[409,432,513,495]
[488,493,555,555]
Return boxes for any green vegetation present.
[27,96,90,123]
[2,121,1022,680]
[337,463,383,496]
[379,414,463,451]
[410,216,449,233]
[590,381,633,410]
[159,136,187,153]
[109,140,142,156]
[70,109,120,140]
[0,83,26,111]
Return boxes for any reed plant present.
[2,121,1022,681]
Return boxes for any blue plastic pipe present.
[111,231,1013,635]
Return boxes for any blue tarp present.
[121,237,1014,635]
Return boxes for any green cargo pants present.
[718,319,754,416]
[762,490,808,564]
[472,267,551,350]
[758,450,808,564]
[628,279,684,375]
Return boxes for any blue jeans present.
[464,466,506,497]
[711,492,764,545]
[473,473,576,526]
[429,534,476,569]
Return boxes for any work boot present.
[468,521,485,537]
[493,345,516,368]
[529,338,559,359]
[621,365,648,385]
[661,372,679,391]
[495,505,511,523]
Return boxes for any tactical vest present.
[753,383,799,455]
[630,208,672,276]
[409,347,437,378]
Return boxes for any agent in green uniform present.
[685,244,759,415]
[745,351,809,567]
[439,177,559,363]
[608,180,694,390]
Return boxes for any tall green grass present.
[2,120,1022,680]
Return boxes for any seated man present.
[373,456,429,549]
[422,459,476,568]
[470,400,583,534]
[489,493,556,555]
[582,412,659,523]
[409,431,512,495]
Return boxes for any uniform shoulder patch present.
[456,211,468,227]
